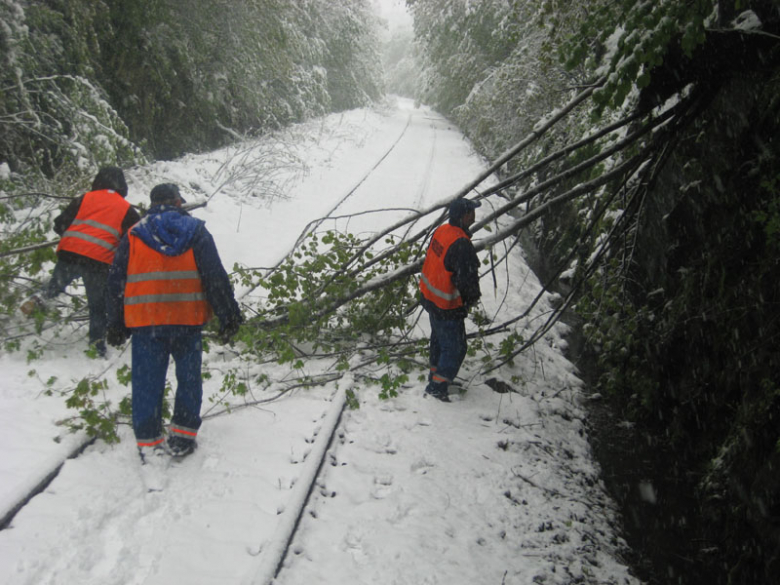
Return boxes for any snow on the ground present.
[0,97,640,585]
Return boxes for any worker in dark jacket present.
[419,198,482,402]
[20,166,140,357]
[106,183,242,468]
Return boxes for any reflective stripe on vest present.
[124,235,213,327]
[419,224,470,310]
[57,190,130,264]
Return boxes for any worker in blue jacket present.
[106,183,242,468]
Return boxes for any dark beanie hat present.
[150,183,186,205]
[92,166,128,198]
[449,197,481,220]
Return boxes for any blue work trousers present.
[131,329,203,443]
[426,314,467,393]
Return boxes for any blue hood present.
[130,205,204,256]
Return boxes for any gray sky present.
[374,0,413,32]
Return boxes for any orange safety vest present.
[124,235,213,327]
[57,189,130,264]
[419,224,470,310]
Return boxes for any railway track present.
[0,385,350,585]
[0,433,95,530]
[287,113,413,257]
[241,388,347,585]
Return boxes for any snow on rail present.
[0,433,94,530]
[242,385,347,585]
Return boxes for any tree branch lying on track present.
[248,85,689,341]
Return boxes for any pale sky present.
[374,0,413,32]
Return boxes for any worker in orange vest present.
[106,183,242,477]
[419,198,482,402]
[20,167,140,357]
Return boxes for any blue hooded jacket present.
[107,205,241,334]
[131,204,201,257]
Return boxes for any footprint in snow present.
[404,418,433,430]
[411,458,435,474]
[343,528,367,561]
[364,433,397,455]
[379,400,408,413]
[370,474,394,499]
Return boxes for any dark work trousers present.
[426,312,467,394]
[131,329,203,445]
[44,258,108,351]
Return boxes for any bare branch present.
[0,240,58,258]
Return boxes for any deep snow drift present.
[0,98,640,585]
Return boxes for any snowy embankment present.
[0,97,639,584]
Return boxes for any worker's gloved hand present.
[219,317,242,344]
[106,324,131,348]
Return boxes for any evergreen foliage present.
[95,0,384,159]
[0,0,142,180]
[381,28,421,98]
[0,0,384,170]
